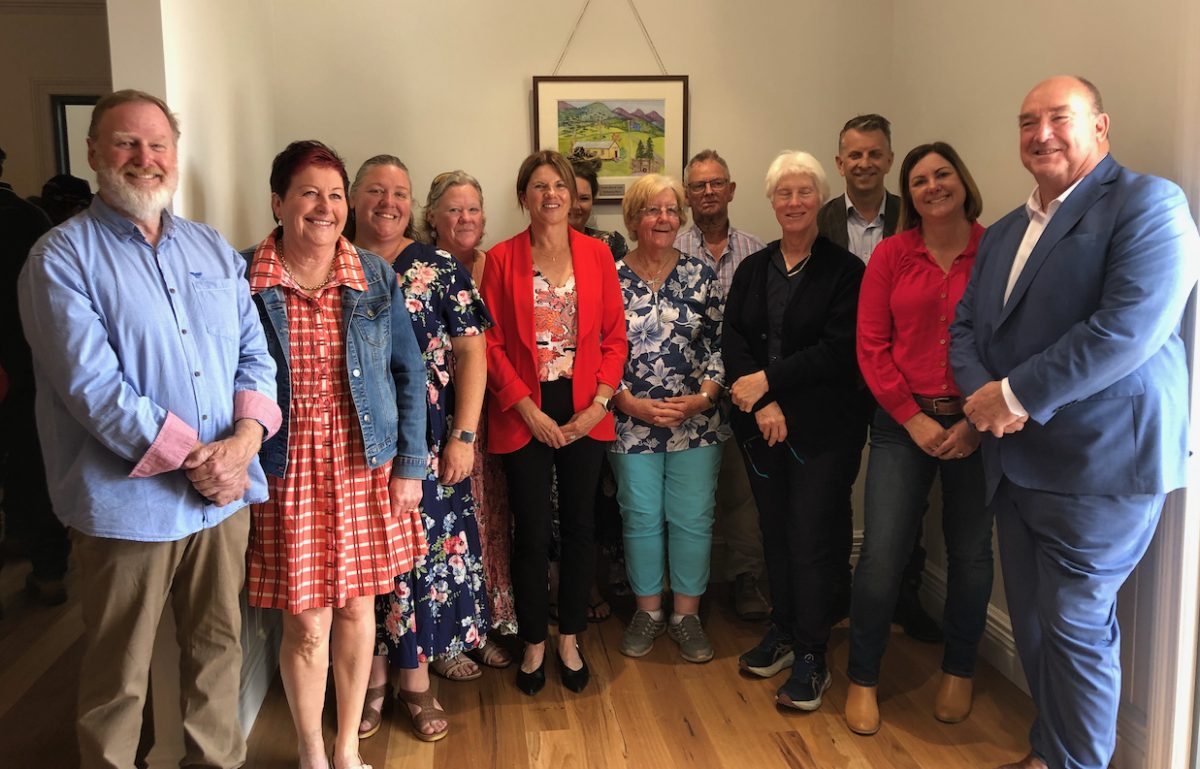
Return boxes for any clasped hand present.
[963,380,1028,437]
[183,424,261,506]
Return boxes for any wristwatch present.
[450,428,476,444]
[593,394,612,411]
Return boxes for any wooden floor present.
[0,557,1035,768]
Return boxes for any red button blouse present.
[856,223,985,425]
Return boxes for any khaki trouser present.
[73,507,250,769]
[710,438,765,581]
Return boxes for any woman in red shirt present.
[846,142,992,736]
[481,151,627,696]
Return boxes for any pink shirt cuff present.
[234,389,283,440]
[129,411,197,478]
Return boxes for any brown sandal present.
[357,684,388,740]
[430,653,482,681]
[468,642,512,669]
[396,688,449,742]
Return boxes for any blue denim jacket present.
[241,244,426,479]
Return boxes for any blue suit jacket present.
[950,155,1198,502]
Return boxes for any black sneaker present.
[738,625,795,678]
[775,653,832,711]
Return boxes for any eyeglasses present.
[640,206,682,219]
[771,186,819,202]
[740,436,804,478]
[686,179,730,193]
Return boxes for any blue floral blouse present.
[611,251,730,454]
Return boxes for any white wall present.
[0,0,110,197]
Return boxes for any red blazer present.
[482,227,628,454]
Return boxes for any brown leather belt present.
[913,395,964,415]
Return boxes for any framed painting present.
[532,75,689,201]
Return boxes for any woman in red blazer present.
[481,151,627,696]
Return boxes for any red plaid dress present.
[246,234,427,614]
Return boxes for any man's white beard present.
[97,161,177,223]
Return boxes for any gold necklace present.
[635,250,674,289]
[278,238,336,292]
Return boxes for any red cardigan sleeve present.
[593,242,628,391]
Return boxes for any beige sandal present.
[396,688,449,742]
[468,642,512,669]
[357,683,387,740]
[430,653,482,681]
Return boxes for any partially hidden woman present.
[723,150,870,712]
[349,155,495,743]
[845,142,991,736]
[481,150,628,695]
[243,140,427,769]
[422,170,519,642]
[609,174,728,664]
[568,155,628,259]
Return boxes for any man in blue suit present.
[950,75,1198,769]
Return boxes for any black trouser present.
[744,438,863,656]
[503,379,605,643]
[1,383,67,580]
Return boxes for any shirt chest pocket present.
[189,278,240,341]
[350,295,390,349]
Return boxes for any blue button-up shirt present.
[18,196,280,541]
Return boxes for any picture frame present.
[532,75,689,201]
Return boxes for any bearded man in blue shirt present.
[18,90,282,769]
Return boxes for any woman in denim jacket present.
[241,140,426,769]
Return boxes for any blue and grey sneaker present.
[738,624,795,678]
[775,653,832,711]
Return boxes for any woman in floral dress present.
[350,155,493,742]
[421,170,518,642]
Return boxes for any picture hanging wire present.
[551,0,669,76]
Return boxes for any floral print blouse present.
[612,251,730,454]
[533,268,578,382]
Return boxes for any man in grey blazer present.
[817,114,900,262]
[952,76,1198,769]
[817,114,941,643]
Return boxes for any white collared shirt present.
[845,192,887,263]
[1000,178,1085,415]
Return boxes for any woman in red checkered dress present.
[243,141,428,769]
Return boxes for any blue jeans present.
[608,444,722,598]
[847,409,993,686]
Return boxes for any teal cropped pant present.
[608,444,723,598]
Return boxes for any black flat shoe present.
[558,646,590,693]
[515,659,546,696]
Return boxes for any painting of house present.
[555,98,668,179]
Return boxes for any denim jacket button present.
[352,368,361,377]
[367,309,375,318]
[363,414,371,423]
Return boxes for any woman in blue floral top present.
[609,174,729,664]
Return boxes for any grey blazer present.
[816,191,901,251]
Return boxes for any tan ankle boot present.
[934,672,973,723]
[844,682,880,735]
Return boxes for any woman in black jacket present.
[723,149,869,712]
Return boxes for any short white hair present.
[764,150,830,204]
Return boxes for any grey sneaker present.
[620,610,667,657]
[733,572,770,621]
[667,614,714,663]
